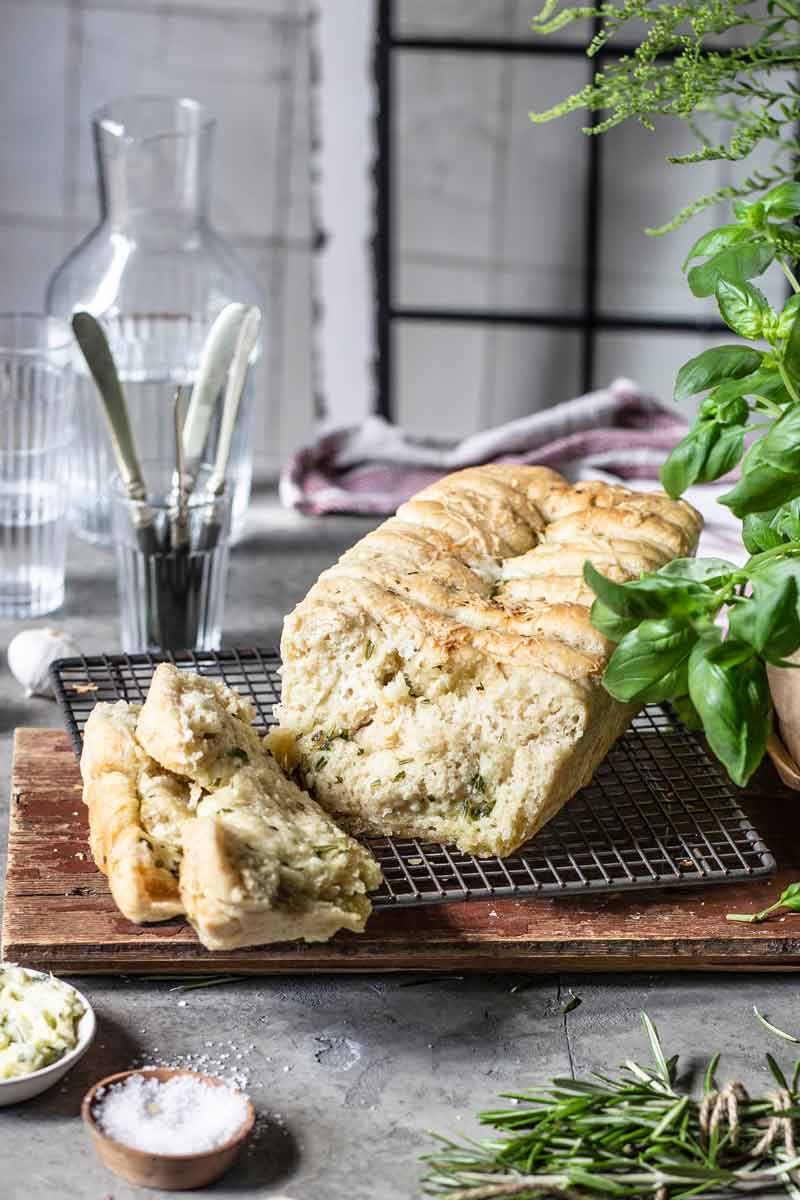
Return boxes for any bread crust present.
[81,703,189,922]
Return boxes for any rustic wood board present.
[4,728,800,975]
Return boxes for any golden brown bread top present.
[285,464,702,688]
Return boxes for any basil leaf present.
[699,383,751,424]
[778,294,800,340]
[720,459,798,517]
[583,562,717,621]
[705,637,758,669]
[603,618,697,703]
[687,241,774,298]
[770,497,800,542]
[588,598,638,643]
[771,224,800,261]
[688,634,770,786]
[784,301,800,384]
[762,181,800,218]
[656,557,736,585]
[674,345,763,403]
[701,424,746,481]
[742,508,784,554]
[715,279,771,340]
[728,570,800,661]
[682,224,755,271]
[760,402,800,473]
[720,427,800,517]
[660,422,717,497]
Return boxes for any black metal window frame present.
[373,0,727,421]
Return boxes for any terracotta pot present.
[767,651,800,789]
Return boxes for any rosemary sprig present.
[421,1011,800,1198]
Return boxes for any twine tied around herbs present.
[696,1082,798,1178]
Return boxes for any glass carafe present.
[46,95,263,545]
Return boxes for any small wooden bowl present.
[82,1067,255,1191]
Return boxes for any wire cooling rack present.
[51,648,776,907]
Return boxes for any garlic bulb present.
[6,628,80,698]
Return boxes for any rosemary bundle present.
[422,1013,800,1199]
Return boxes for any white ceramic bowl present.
[0,974,96,1106]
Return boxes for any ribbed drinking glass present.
[0,315,74,618]
[111,461,231,653]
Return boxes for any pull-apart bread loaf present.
[274,465,702,857]
[80,665,381,947]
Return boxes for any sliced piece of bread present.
[136,664,382,949]
[181,761,382,949]
[81,701,193,922]
[135,663,264,788]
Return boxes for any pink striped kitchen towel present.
[280,377,744,563]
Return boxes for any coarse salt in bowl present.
[82,1067,255,1192]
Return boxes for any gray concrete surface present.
[1,487,798,1199]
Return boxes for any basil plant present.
[586,184,800,785]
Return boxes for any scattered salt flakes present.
[75,852,86,860]
[488,910,497,918]
[92,1073,249,1155]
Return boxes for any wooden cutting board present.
[4,728,800,975]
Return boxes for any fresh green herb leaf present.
[784,296,800,384]
[657,557,736,585]
[688,632,770,786]
[603,618,698,704]
[762,181,800,219]
[753,1007,800,1043]
[583,562,718,623]
[687,240,774,298]
[720,431,800,518]
[716,278,771,340]
[728,563,800,661]
[673,344,763,403]
[660,421,719,495]
[682,224,757,271]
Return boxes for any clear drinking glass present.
[0,315,74,618]
[46,96,263,547]
[111,461,231,653]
